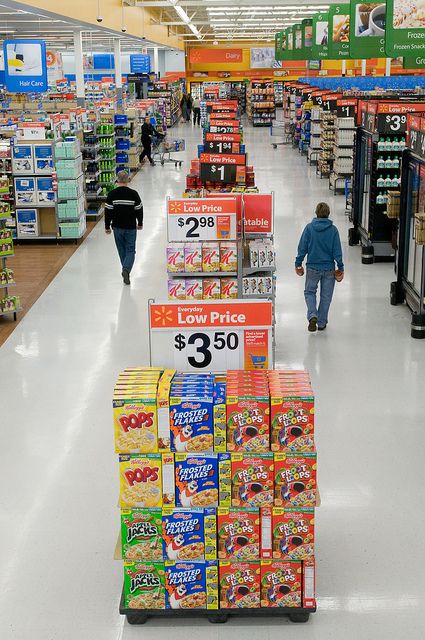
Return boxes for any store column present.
[114,39,123,105]
[361,60,367,76]
[153,47,159,76]
[73,30,85,107]
[385,58,391,76]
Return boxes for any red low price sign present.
[210,119,240,127]
[205,132,242,143]
[200,153,246,166]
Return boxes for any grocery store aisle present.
[1,119,425,640]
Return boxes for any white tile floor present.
[1,119,425,640]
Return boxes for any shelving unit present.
[308,106,322,166]
[317,112,335,178]
[249,81,275,127]
[148,81,183,127]
[299,100,312,154]
[0,140,16,237]
[274,81,284,108]
[82,127,103,221]
[55,139,87,240]
[0,215,20,321]
[329,116,355,194]
[97,116,117,197]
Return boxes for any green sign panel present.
[312,12,330,59]
[403,55,425,68]
[329,3,351,58]
[301,19,314,60]
[287,26,294,60]
[385,0,425,56]
[275,32,282,61]
[349,1,386,58]
[293,23,303,59]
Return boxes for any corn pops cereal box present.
[231,454,274,508]
[272,507,315,561]
[168,278,186,301]
[220,277,238,299]
[217,508,260,560]
[113,392,158,454]
[218,452,232,507]
[184,243,202,272]
[165,561,218,610]
[220,242,237,272]
[274,452,317,508]
[167,244,185,272]
[260,561,302,608]
[202,278,221,299]
[162,508,208,561]
[124,561,166,609]
[270,392,315,452]
[226,391,270,452]
[169,388,214,453]
[121,509,163,561]
[202,242,220,272]
[175,454,219,508]
[119,454,162,508]
[219,561,260,608]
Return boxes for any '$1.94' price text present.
[174,331,239,368]
[177,215,215,238]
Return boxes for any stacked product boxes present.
[114,368,317,612]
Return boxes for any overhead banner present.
[312,12,330,59]
[328,4,351,58]
[189,48,243,64]
[385,0,425,56]
[349,1,386,58]
[302,19,314,60]
[287,26,294,60]
[3,40,48,93]
[293,23,304,59]
[403,55,425,68]
[250,47,281,68]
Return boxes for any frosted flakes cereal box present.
[231,454,274,507]
[175,454,219,508]
[184,243,202,272]
[185,278,203,300]
[274,452,317,508]
[168,278,186,300]
[162,508,205,561]
[260,560,302,608]
[217,508,260,560]
[121,508,163,561]
[226,392,270,452]
[272,507,315,561]
[165,561,218,610]
[167,244,185,272]
[124,561,166,609]
[270,393,315,452]
[219,242,237,272]
[220,277,238,299]
[219,561,260,609]
[202,278,221,300]
[113,394,158,454]
[202,242,220,272]
[170,389,214,453]
[119,454,162,508]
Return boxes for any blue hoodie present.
[295,218,344,272]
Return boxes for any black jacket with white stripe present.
[105,186,143,230]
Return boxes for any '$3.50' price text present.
[174,331,239,368]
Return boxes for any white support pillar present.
[341,60,347,76]
[73,30,85,106]
[114,38,123,104]
[153,47,159,77]
[361,59,367,76]
[385,58,391,76]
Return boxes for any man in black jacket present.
[140,116,158,166]
[105,171,143,285]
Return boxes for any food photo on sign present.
[354,3,386,37]
[393,0,425,28]
[315,20,329,46]
[332,13,350,42]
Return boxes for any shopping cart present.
[249,354,267,369]
[152,137,185,167]
[270,121,294,148]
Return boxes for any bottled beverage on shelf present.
[377,175,384,188]
[384,175,392,188]
[377,156,385,169]
[378,137,385,151]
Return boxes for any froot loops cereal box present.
[231,454,274,507]
[260,560,302,608]
[123,561,166,609]
[119,454,162,508]
[270,392,315,452]
[162,508,205,561]
[217,508,260,560]
[274,452,317,508]
[272,507,315,561]
[226,391,270,452]
[121,508,163,561]
[175,454,219,508]
[165,561,218,610]
[219,561,260,608]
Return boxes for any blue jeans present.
[304,268,336,328]
[113,227,137,273]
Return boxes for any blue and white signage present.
[3,40,48,93]
[130,54,151,74]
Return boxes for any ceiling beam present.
[136,0,334,6]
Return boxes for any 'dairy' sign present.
[3,40,48,93]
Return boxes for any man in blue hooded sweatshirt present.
[295,202,344,332]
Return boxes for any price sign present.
[167,197,237,241]
[209,113,238,120]
[377,113,408,135]
[209,125,240,134]
[336,100,356,118]
[200,162,236,183]
[205,132,242,143]
[149,300,273,371]
[210,119,240,128]
[205,140,240,154]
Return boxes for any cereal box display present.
[165,561,218,609]
[272,507,315,560]
[119,454,162,508]
[217,508,260,560]
[202,278,221,299]
[167,244,185,273]
[184,243,202,272]
[162,508,205,561]
[219,561,261,608]
[202,242,220,272]
[219,242,237,272]
[175,454,219,508]
[274,452,317,508]
[169,375,214,452]
[260,561,302,608]
[269,373,314,451]
[185,278,203,300]
[121,508,163,561]
[220,277,238,299]
[231,454,274,507]
[124,561,166,609]
[113,392,159,454]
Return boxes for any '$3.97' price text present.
[174,331,239,368]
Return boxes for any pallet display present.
[249,81,275,127]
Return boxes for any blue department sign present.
[3,40,48,93]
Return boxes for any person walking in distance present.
[186,94,193,122]
[295,202,344,332]
[192,96,201,126]
[140,116,158,166]
[105,171,143,285]
[180,94,188,122]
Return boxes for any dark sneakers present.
[318,325,327,331]
[308,317,318,332]
[122,269,130,285]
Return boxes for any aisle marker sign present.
[3,40,48,93]
[167,197,237,241]
[149,300,273,371]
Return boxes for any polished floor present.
[0,119,424,640]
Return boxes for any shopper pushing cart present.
[140,116,161,167]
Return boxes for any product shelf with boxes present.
[55,139,87,240]
[0,219,20,321]
[317,112,335,179]
[250,81,275,127]
[307,105,322,166]
[329,110,356,195]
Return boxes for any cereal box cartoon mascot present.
[169,584,187,609]
[174,425,193,452]
[180,480,198,507]
[166,533,185,561]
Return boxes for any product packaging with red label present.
[219,561,260,608]
[217,508,260,560]
[272,507,314,560]
[274,452,317,508]
[231,454,274,507]
[260,560,302,607]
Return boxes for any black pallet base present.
[120,593,315,626]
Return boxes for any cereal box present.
[113,394,158,454]
[157,370,175,452]
[123,561,166,609]
[162,508,205,561]
[121,508,163,561]
[260,506,272,559]
[217,508,260,560]
[202,278,221,299]
[214,380,227,452]
[231,454,274,507]
[185,278,203,300]
[274,452,317,508]
[168,278,186,300]
[270,393,315,452]
[165,561,218,610]
[169,388,214,453]
[272,507,315,561]
[202,242,220,272]
[175,454,219,508]
[219,242,237,272]
[167,244,185,272]
[184,243,202,272]
[226,391,270,452]
[220,277,238,299]
[119,454,162,508]
[218,452,231,507]
[260,561,302,608]
[162,453,175,506]
[204,508,217,560]
[303,557,316,609]
[219,561,260,608]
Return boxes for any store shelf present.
[243,265,276,275]
[167,271,238,278]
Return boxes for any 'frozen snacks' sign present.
[3,40,48,93]
[385,0,425,55]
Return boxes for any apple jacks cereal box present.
[162,508,205,561]
[219,561,260,609]
[231,454,274,508]
[218,508,260,560]
[165,561,218,610]
[121,508,163,561]
[119,454,162,508]
[274,452,317,508]
[124,561,166,609]
[272,508,315,561]
[175,454,219,508]
[260,561,302,608]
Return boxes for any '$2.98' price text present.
[177,216,215,238]
[174,331,239,368]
